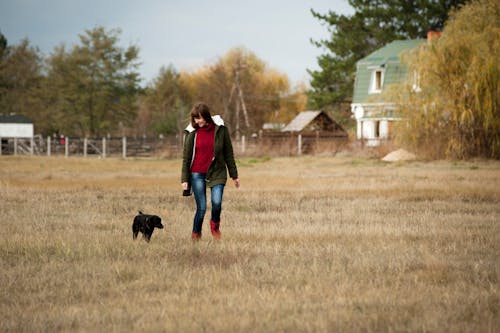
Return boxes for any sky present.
[0,0,354,87]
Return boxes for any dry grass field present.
[0,155,499,332]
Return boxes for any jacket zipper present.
[189,132,197,170]
[205,125,219,183]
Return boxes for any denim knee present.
[210,184,224,222]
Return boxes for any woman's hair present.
[190,102,214,128]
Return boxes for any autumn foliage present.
[140,47,307,138]
[395,0,500,159]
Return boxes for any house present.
[281,110,346,136]
[351,39,425,146]
[0,114,34,138]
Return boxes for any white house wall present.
[364,120,389,139]
[0,123,34,138]
[361,121,371,139]
[379,120,389,138]
[358,119,390,146]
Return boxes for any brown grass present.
[0,156,499,332]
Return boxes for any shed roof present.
[0,114,33,124]
[282,111,323,132]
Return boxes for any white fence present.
[0,136,182,158]
[1,133,349,158]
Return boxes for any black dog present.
[132,211,163,242]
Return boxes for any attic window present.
[369,69,384,94]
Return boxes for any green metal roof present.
[352,39,425,104]
[357,39,425,65]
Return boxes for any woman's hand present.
[182,182,189,190]
[233,178,240,188]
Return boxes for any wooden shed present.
[266,110,348,154]
[282,110,346,137]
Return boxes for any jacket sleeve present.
[181,132,194,183]
[223,127,238,179]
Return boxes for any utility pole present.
[228,60,250,140]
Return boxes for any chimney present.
[427,30,442,43]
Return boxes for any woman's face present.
[194,115,207,127]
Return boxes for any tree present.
[140,65,190,137]
[0,32,7,60]
[181,47,303,136]
[309,0,469,116]
[0,37,45,128]
[44,26,141,137]
[395,0,500,159]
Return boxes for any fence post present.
[298,134,302,155]
[83,138,88,158]
[241,135,246,154]
[30,137,34,155]
[65,137,69,158]
[0,137,2,156]
[102,137,106,159]
[122,136,127,159]
[47,136,51,156]
[14,138,18,155]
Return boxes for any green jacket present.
[181,124,238,188]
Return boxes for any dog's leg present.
[132,223,139,240]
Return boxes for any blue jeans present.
[191,172,224,234]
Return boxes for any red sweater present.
[191,123,215,173]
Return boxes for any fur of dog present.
[132,211,163,242]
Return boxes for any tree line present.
[0,27,306,139]
[1,0,497,158]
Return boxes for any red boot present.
[210,220,221,240]
[191,232,201,240]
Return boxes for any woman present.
[181,102,240,240]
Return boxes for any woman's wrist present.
[233,177,240,188]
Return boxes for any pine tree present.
[0,38,45,127]
[309,0,469,113]
[44,26,141,137]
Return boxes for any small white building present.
[0,114,34,138]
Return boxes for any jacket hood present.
[185,115,224,133]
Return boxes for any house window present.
[369,69,384,94]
